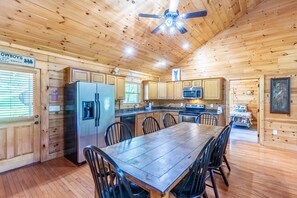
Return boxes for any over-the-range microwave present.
[183,87,203,99]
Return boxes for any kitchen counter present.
[115,107,184,117]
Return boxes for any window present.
[0,70,34,118]
[124,82,140,104]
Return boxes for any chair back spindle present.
[142,116,160,134]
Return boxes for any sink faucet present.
[133,104,137,111]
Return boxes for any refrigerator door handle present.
[98,94,101,125]
[95,93,100,127]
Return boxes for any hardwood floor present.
[1,127,297,198]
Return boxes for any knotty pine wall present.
[0,41,159,161]
[161,0,297,151]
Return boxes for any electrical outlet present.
[210,104,214,108]
[272,130,278,135]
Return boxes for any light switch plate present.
[272,129,278,135]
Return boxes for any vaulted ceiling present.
[0,0,264,75]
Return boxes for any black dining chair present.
[223,121,233,172]
[83,145,148,198]
[163,113,177,128]
[197,113,218,126]
[105,122,133,146]
[170,137,215,198]
[142,116,160,135]
[207,125,231,198]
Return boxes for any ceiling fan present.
[138,0,207,34]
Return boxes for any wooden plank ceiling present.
[0,0,264,75]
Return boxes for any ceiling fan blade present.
[151,23,165,34]
[175,23,188,34]
[169,0,180,12]
[182,10,207,19]
[138,13,162,19]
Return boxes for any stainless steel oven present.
[179,104,206,123]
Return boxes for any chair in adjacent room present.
[197,112,218,126]
[105,122,133,146]
[170,137,215,198]
[142,116,160,135]
[163,113,177,128]
[223,121,233,172]
[207,125,231,198]
[84,145,148,198]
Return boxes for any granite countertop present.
[115,107,184,117]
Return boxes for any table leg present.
[150,190,169,198]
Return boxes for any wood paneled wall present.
[0,41,159,161]
[161,0,297,151]
[230,79,259,125]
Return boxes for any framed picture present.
[270,77,290,114]
[172,68,180,81]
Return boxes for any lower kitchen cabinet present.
[160,111,179,128]
[135,112,161,136]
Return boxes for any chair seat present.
[171,173,206,198]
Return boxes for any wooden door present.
[174,81,183,99]
[0,66,41,173]
[157,82,167,99]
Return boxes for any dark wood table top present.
[101,122,224,197]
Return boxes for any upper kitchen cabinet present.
[143,81,158,100]
[116,76,125,100]
[167,81,183,100]
[157,82,167,99]
[192,80,202,87]
[106,75,126,100]
[203,78,223,100]
[91,72,105,83]
[66,68,90,82]
[182,81,192,88]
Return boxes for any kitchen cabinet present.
[143,81,158,100]
[160,111,179,128]
[91,72,105,83]
[203,78,223,100]
[66,68,90,82]
[106,75,125,100]
[158,82,167,99]
[183,81,192,88]
[166,81,183,100]
[135,112,161,136]
[116,76,125,100]
[167,82,174,99]
[174,81,183,99]
[192,80,202,87]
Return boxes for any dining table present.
[101,122,224,198]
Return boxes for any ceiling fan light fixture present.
[165,17,174,27]
[169,26,176,34]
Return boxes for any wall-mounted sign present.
[0,51,35,67]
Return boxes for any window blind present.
[0,70,35,118]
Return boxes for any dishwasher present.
[120,115,136,137]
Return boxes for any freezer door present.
[77,82,97,163]
[96,84,115,148]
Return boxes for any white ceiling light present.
[169,26,176,34]
[182,42,190,50]
[125,46,135,56]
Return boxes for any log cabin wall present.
[0,42,159,161]
[160,0,297,151]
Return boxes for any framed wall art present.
[172,68,180,81]
[270,77,290,114]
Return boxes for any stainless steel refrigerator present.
[64,81,115,165]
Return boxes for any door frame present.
[226,75,264,144]
[0,64,41,172]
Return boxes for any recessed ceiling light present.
[182,42,190,50]
[125,46,135,56]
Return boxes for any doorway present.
[0,65,41,173]
[229,79,259,142]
